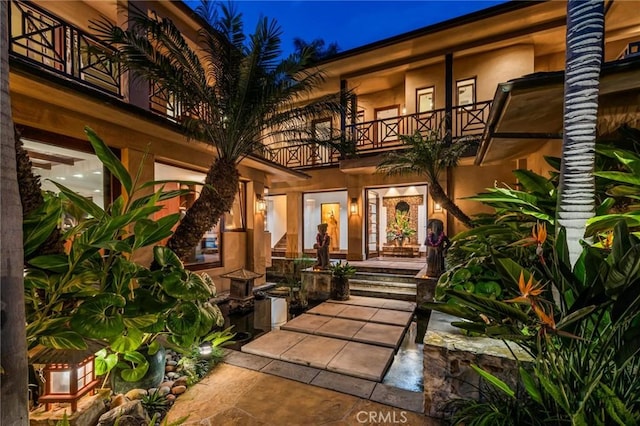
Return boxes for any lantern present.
[222,268,263,301]
[30,342,103,412]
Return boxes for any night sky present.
[186,1,507,57]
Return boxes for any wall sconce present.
[256,195,267,214]
[434,202,442,212]
[350,198,358,215]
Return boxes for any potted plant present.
[386,211,416,246]
[329,261,356,301]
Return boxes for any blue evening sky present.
[186,1,507,57]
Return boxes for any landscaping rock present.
[166,372,179,379]
[98,400,146,426]
[110,394,129,408]
[165,365,175,372]
[166,394,177,403]
[159,381,174,389]
[158,386,171,396]
[124,388,147,401]
[173,377,188,387]
[171,385,187,395]
[166,360,177,366]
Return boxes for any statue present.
[313,223,330,269]
[327,210,339,251]
[425,219,450,276]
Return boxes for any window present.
[416,87,435,113]
[456,78,476,107]
[224,181,246,231]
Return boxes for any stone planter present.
[111,345,166,395]
[330,277,350,301]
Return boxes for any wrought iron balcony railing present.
[9,0,121,97]
[259,101,491,169]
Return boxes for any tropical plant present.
[24,128,224,383]
[292,37,340,63]
[1,1,29,421]
[557,0,605,266]
[386,211,416,243]
[90,1,346,260]
[427,222,640,424]
[329,260,356,279]
[141,388,170,416]
[377,129,476,228]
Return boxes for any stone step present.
[349,279,416,290]
[352,272,416,284]
[349,284,416,302]
[353,266,422,276]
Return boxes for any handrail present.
[9,0,121,97]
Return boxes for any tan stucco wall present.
[526,140,562,178]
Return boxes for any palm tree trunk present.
[557,0,604,266]
[429,180,474,228]
[166,157,240,261]
[1,0,29,422]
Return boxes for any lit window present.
[456,78,476,107]
[416,87,435,112]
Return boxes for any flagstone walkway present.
[241,296,415,382]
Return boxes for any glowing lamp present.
[350,198,358,215]
[256,195,267,214]
[30,343,102,412]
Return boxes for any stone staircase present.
[349,270,417,302]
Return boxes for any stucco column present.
[121,147,155,266]
[286,191,302,258]
[246,180,267,284]
[347,183,364,261]
[118,1,150,109]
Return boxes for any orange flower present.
[533,304,556,331]
[505,271,545,304]
[602,231,614,249]
[532,222,547,245]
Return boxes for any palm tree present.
[1,0,29,422]
[91,2,344,260]
[293,37,340,63]
[377,129,475,228]
[557,0,604,265]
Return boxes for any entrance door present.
[366,190,380,258]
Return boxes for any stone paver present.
[280,313,332,333]
[327,342,395,381]
[337,305,379,321]
[241,329,306,358]
[167,364,438,426]
[371,383,425,413]
[314,317,366,340]
[381,299,416,312]
[310,370,376,399]
[326,295,388,308]
[223,350,272,371]
[261,360,321,384]
[280,335,347,369]
[370,308,414,326]
[306,303,347,317]
[353,322,406,349]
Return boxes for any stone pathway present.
[165,363,439,425]
[241,296,415,382]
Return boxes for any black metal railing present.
[9,0,121,96]
[256,101,491,169]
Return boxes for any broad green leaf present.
[586,212,640,236]
[598,383,638,426]
[147,339,161,356]
[614,326,640,368]
[607,186,640,200]
[519,367,542,405]
[28,254,69,274]
[50,180,105,220]
[23,197,62,257]
[154,246,183,268]
[90,240,133,253]
[595,197,616,216]
[119,350,149,382]
[123,314,160,330]
[556,306,596,329]
[70,293,126,338]
[471,364,515,398]
[537,373,570,413]
[544,155,561,171]
[513,169,555,196]
[85,127,132,195]
[555,227,570,269]
[129,188,192,211]
[493,257,532,293]
[420,302,482,322]
[167,302,200,336]
[94,349,118,376]
[594,171,640,186]
[40,331,87,350]
[447,290,530,323]
[134,213,180,249]
[110,327,144,353]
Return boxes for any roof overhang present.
[476,57,640,166]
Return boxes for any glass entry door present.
[366,190,379,258]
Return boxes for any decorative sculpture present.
[313,223,330,269]
[425,218,451,276]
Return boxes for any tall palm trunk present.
[557,0,604,266]
[429,179,473,228]
[167,158,240,261]
[1,0,29,422]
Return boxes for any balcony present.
[9,0,121,97]
[259,101,491,170]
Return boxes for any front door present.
[366,190,380,258]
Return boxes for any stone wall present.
[423,312,531,418]
[383,195,423,245]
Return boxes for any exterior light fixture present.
[30,343,104,412]
[434,202,442,212]
[350,198,358,215]
[256,195,267,214]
